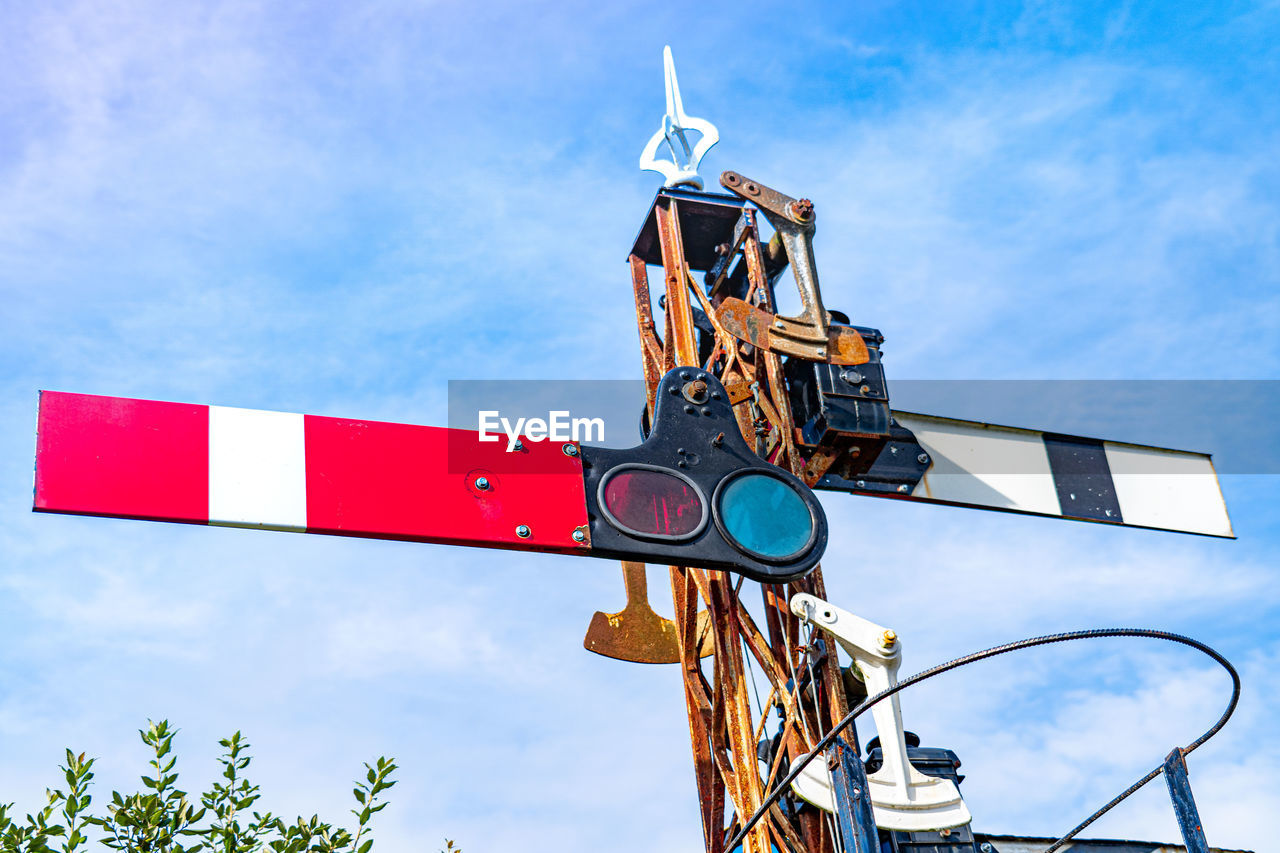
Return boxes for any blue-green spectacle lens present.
[716,472,814,562]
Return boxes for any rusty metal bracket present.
[716,170,869,367]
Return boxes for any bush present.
[0,720,416,853]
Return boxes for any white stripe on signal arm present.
[208,406,307,531]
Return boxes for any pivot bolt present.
[881,629,897,648]
[474,476,491,491]
[791,198,814,220]
[515,525,531,539]
[682,379,709,404]
[562,443,579,457]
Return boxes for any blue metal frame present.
[829,737,879,853]
[1163,749,1210,853]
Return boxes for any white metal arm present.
[787,593,972,831]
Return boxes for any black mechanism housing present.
[581,367,827,583]
[865,735,981,853]
[785,323,892,448]
[783,322,932,497]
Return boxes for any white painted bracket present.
[638,46,719,190]
[788,593,972,832]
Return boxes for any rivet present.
[856,480,866,488]
[562,443,579,457]
[701,407,712,416]
[679,371,691,380]
[474,476,491,490]
[897,484,909,493]
[684,405,695,414]
[572,529,586,543]
[917,453,929,465]
[516,525,531,538]
[860,384,871,394]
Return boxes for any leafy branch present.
[0,722,419,853]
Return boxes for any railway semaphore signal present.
[31,46,1239,853]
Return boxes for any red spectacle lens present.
[600,467,706,540]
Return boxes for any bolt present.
[860,384,871,394]
[474,476,491,491]
[842,370,863,384]
[816,348,826,358]
[714,242,731,256]
[562,443,579,457]
[513,439,525,452]
[686,379,708,402]
[791,198,814,220]
[572,529,586,543]
[980,844,995,853]
[774,319,785,329]
[712,432,725,447]
[897,484,909,493]
[677,460,687,468]
[881,629,897,648]
[515,525,531,539]
[827,753,840,771]
[856,480,866,488]
[917,453,929,465]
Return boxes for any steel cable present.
[724,627,1240,853]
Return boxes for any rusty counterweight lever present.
[716,171,869,366]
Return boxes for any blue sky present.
[2,1,1279,850]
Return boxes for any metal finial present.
[639,46,719,190]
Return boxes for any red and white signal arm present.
[32,369,831,583]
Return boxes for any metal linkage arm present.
[789,593,972,832]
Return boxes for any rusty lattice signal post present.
[624,184,851,852]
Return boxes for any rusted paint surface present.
[655,200,700,368]
[716,296,870,365]
[584,562,682,664]
[619,183,857,853]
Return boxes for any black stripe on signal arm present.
[1043,434,1123,523]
